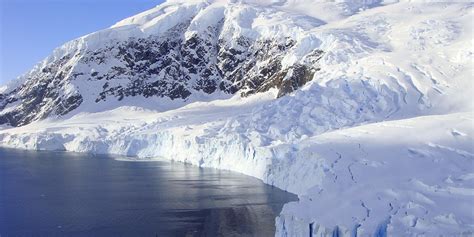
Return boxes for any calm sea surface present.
[0,148,297,237]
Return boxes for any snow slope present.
[275,112,474,236]
[1,0,473,236]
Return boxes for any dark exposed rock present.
[0,20,324,127]
[276,64,318,98]
[55,94,83,116]
[0,55,85,126]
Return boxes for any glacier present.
[0,0,473,236]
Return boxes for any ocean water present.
[0,148,297,236]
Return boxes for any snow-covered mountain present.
[1,0,473,236]
[0,0,329,126]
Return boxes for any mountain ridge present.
[0,0,332,126]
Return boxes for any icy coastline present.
[1,105,472,236]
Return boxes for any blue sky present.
[0,0,165,84]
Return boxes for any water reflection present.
[0,148,297,236]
